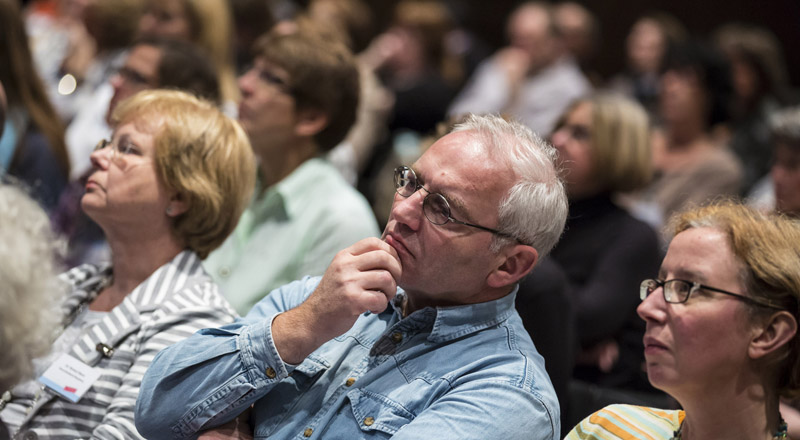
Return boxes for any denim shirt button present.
[390,332,403,344]
[363,417,375,426]
[303,428,313,437]
[345,377,356,387]
[265,367,276,379]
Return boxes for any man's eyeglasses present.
[640,278,783,310]
[393,166,521,243]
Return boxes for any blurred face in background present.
[627,18,666,75]
[551,101,596,198]
[772,142,800,217]
[107,45,161,123]
[507,4,557,73]
[659,68,707,129]
[139,0,192,41]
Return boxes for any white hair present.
[0,183,66,390]
[451,114,568,256]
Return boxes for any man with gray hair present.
[136,114,568,440]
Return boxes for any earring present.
[166,206,174,216]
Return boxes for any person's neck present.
[91,230,184,311]
[402,285,512,317]
[257,139,318,191]
[677,380,782,440]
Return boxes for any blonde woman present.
[0,90,255,438]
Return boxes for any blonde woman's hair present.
[0,183,65,390]
[671,201,800,397]
[557,93,653,193]
[111,90,256,259]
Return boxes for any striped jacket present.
[4,250,237,439]
[567,404,685,440]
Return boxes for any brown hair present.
[253,30,360,152]
[671,202,800,397]
[0,0,70,177]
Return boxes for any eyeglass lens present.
[394,166,453,226]
[640,279,691,303]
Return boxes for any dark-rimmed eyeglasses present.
[640,278,783,310]
[393,166,522,243]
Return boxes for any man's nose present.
[389,190,426,232]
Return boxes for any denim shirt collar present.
[390,285,519,344]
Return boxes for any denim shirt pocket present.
[346,388,416,436]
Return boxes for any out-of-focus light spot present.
[58,74,78,95]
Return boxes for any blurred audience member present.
[714,23,795,194]
[553,2,601,85]
[759,106,800,219]
[66,36,221,179]
[568,202,800,440]
[300,0,393,184]
[448,1,591,136]
[50,0,144,123]
[549,94,665,427]
[229,0,276,73]
[0,0,70,212]
[624,41,742,233]
[361,0,462,136]
[607,12,687,119]
[0,183,65,440]
[204,30,379,315]
[0,90,253,438]
[138,0,239,110]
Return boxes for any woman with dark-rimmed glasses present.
[568,201,800,439]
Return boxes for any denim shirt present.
[136,276,560,439]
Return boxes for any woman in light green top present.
[568,202,800,439]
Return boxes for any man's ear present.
[166,192,189,218]
[294,108,329,138]
[749,311,798,360]
[487,244,538,288]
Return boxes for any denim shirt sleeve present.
[135,277,320,439]
[388,380,558,440]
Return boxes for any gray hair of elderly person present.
[771,106,800,148]
[0,184,65,391]
[450,114,568,256]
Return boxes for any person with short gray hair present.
[137,113,568,439]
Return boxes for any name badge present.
[38,354,101,402]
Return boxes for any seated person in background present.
[548,94,664,427]
[204,30,379,315]
[447,1,591,136]
[136,114,569,439]
[768,106,800,219]
[568,202,800,439]
[1,0,69,212]
[0,90,255,439]
[0,183,66,440]
[623,41,743,233]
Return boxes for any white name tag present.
[38,354,101,402]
